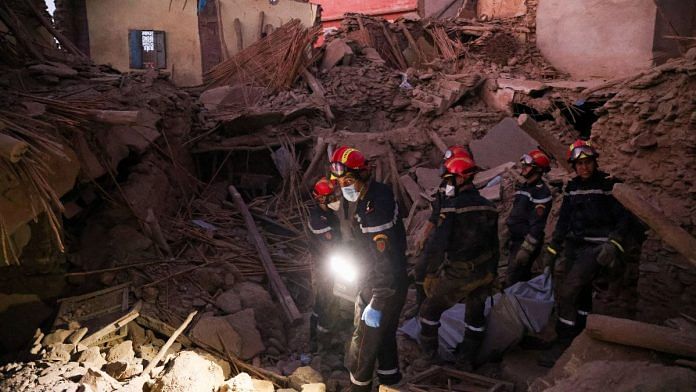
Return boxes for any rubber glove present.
[361,303,382,328]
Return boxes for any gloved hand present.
[515,236,538,266]
[540,244,559,270]
[423,273,440,298]
[514,247,532,266]
[361,303,382,328]
[596,240,623,269]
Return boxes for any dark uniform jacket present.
[424,187,500,276]
[308,203,341,247]
[506,179,552,244]
[551,171,631,247]
[354,180,408,311]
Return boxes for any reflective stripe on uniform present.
[577,310,589,316]
[308,224,332,234]
[440,205,497,214]
[558,317,576,326]
[514,190,552,204]
[376,368,399,375]
[466,324,485,332]
[565,189,612,196]
[360,202,399,233]
[583,236,609,243]
[317,325,330,333]
[419,316,440,326]
[350,372,372,386]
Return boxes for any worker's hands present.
[514,247,532,266]
[423,273,439,298]
[597,240,623,269]
[361,303,382,328]
[540,244,559,270]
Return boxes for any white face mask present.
[445,184,456,197]
[341,185,360,202]
[327,200,341,211]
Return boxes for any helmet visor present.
[329,162,347,179]
[570,146,596,162]
[520,154,534,166]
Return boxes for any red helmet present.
[313,177,335,199]
[567,139,598,163]
[520,150,551,172]
[441,154,477,179]
[330,146,367,179]
[444,145,470,160]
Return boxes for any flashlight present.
[328,251,359,283]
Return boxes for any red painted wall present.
[314,0,418,27]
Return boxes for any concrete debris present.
[224,309,266,360]
[321,39,355,71]
[150,351,224,392]
[470,118,539,169]
[215,289,243,314]
[105,340,135,363]
[289,366,324,390]
[190,316,243,357]
[77,346,107,368]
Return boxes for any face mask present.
[327,200,341,211]
[341,185,360,202]
[445,184,456,197]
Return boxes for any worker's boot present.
[403,285,425,319]
[309,313,319,353]
[412,334,441,372]
[537,320,577,368]
[453,330,484,371]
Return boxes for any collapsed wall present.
[589,54,696,323]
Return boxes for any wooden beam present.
[143,310,197,375]
[23,0,88,60]
[233,18,244,51]
[586,314,696,358]
[228,185,302,322]
[301,138,328,188]
[194,134,312,153]
[258,11,265,40]
[80,301,142,347]
[517,114,572,172]
[612,183,696,266]
[427,130,448,154]
[301,68,335,124]
[87,110,141,125]
[0,133,29,163]
[386,147,412,212]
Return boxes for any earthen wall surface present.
[84,0,203,86]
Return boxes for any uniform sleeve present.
[361,191,399,311]
[550,184,571,248]
[308,207,336,249]
[428,192,442,224]
[423,212,454,274]
[527,186,552,243]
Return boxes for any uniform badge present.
[373,234,388,252]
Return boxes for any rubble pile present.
[0,345,326,392]
[588,53,696,322]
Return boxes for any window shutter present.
[129,30,143,69]
[154,31,166,69]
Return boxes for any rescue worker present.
[505,150,553,287]
[417,151,499,367]
[307,177,342,352]
[329,146,408,391]
[408,145,472,318]
[538,139,633,367]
